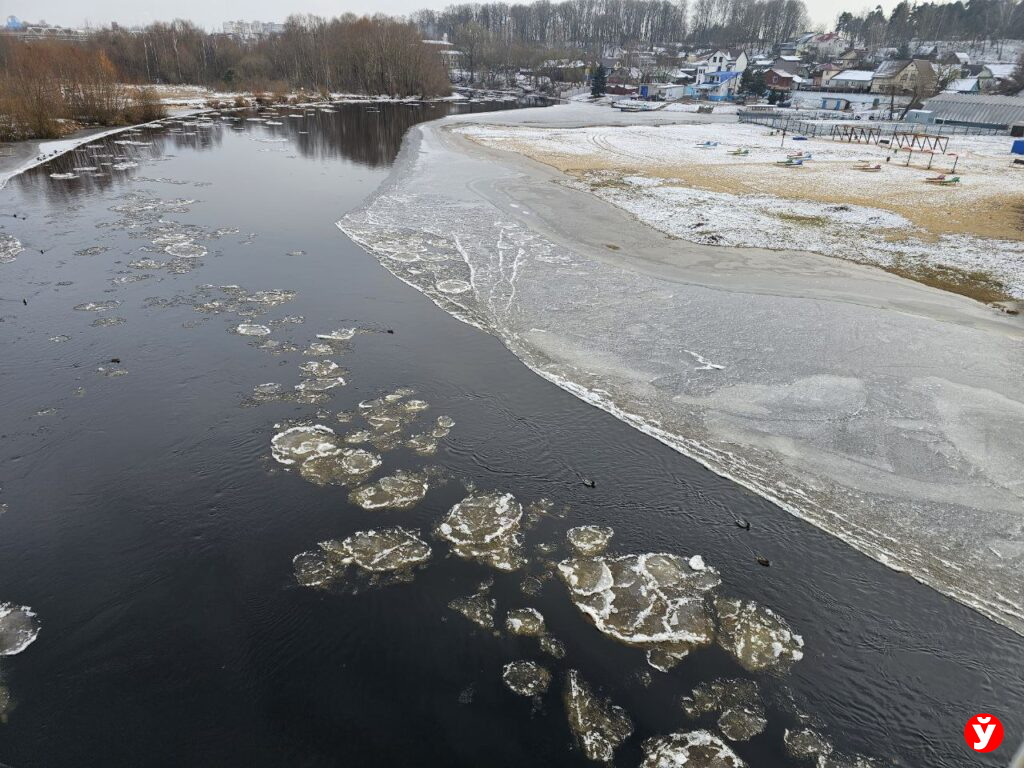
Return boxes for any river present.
[0,101,1019,767]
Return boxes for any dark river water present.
[0,101,1020,768]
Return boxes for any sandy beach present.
[340,101,1024,634]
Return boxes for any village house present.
[981,63,1017,91]
[812,62,844,88]
[696,70,742,100]
[870,59,935,95]
[829,69,874,92]
[765,68,802,92]
[807,32,848,60]
[944,77,981,94]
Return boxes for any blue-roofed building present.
[697,70,741,101]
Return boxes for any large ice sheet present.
[338,106,1024,633]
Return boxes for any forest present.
[837,0,1024,50]
[5,0,1024,140]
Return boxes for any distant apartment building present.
[2,15,86,40]
[221,20,286,40]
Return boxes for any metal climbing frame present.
[890,132,950,152]
[830,124,881,143]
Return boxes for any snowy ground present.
[458,119,1024,300]
[339,102,1024,634]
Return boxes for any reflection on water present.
[0,99,1020,768]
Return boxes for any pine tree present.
[591,64,607,97]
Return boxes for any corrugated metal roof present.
[921,93,1024,127]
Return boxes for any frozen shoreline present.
[339,102,1024,634]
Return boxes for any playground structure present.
[831,124,881,144]
[890,132,950,152]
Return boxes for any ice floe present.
[680,678,767,742]
[234,323,272,337]
[503,660,552,696]
[558,553,719,671]
[436,492,525,571]
[566,526,614,556]
[640,729,745,768]
[294,527,431,589]
[74,300,121,312]
[506,607,545,636]
[349,469,432,510]
[448,579,496,629]
[714,597,804,673]
[0,234,23,265]
[0,604,40,656]
[564,669,633,763]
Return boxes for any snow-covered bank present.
[458,119,1024,300]
[0,110,203,191]
[339,103,1024,635]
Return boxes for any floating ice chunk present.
[235,323,272,337]
[714,597,804,673]
[680,679,767,742]
[128,258,167,270]
[436,279,471,294]
[271,424,342,466]
[540,633,567,659]
[564,669,633,764]
[0,234,23,264]
[49,172,78,180]
[300,448,382,486]
[436,492,525,571]
[506,607,545,636]
[784,727,832,761]
[111,161,139,170]
[74,300,121,312]
[294,527,431,589]
[0,604,40,656]
[689,555,706,571]
[558,553,720,671]
[299,360,341,377]
[295,375,346,393]
[405,433,439,454]
[641,730,745,768]
[567,526,614,556]
[49,334,71,343]
[164,241,207,258]
[304,342,335,356]
[91,317,126,327]
[402,399,429,413]
[349,469,430,511]
[449,579,496,629]
[316,328,356,341]
[503,661,552,696]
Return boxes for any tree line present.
[837,0,1024,51]
[415,0,809,51]
[0,38,163,140]
[89,16,451,96]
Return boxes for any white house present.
[829,69,874,91]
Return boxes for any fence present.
[737,110,1005,141]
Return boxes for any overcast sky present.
[22,0,900,33]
